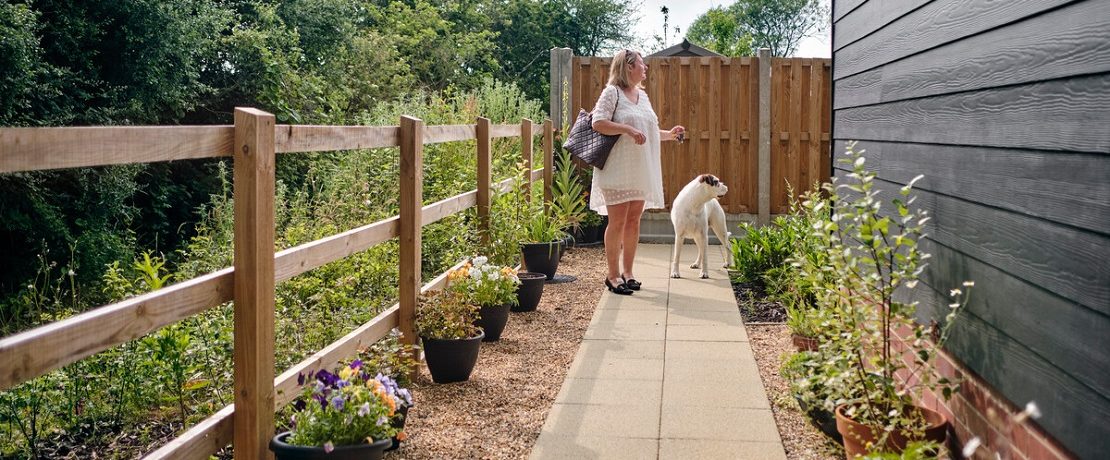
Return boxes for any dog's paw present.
[689,262,700,269]
[699,272,710,279]
[670,271,682,279]
[722,261,731,268]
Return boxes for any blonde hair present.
[608,49,645,89]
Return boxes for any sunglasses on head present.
[623,49,637,64]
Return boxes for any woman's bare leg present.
[621,200,646,279]
[604,201,632,285]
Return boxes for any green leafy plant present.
[550,149,588,231]
[797,142,972,452]
[357,329,420,389]
[286,362,409,450]
[416,290,481,340]
[446,256,520,307]
[729,216,798,283]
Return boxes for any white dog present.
[670,174,731,278]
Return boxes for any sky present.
[630,0,832,58]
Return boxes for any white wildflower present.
[949,288,962,297]
[473,256,488,267]
[1024,401,1042,419]
[963,280,975,287]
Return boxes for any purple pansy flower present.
[331,395,345,411]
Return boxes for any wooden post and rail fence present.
[551,48,832,225]
[0,111,554,459]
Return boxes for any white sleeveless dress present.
[589,85,664,215]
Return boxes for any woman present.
[590,49,685,295]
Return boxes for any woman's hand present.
[626,126,646,145]
[669,125,686,143]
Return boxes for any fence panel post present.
[521,118,533,201]
[757,48,772,226]
[543,119,554,208]
[399,115,424,378]
[232,107,276,460]
[477,117,491,245]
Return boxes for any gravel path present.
[391,246,606,459]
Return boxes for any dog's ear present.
[699,174,719,186]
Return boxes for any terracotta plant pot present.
[513,271,546,312]
[791,333,819,352]
[421,331,484,383]
[270,432,392,460]
[835,404,948,457]
[474,303,510,342]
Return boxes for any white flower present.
[1024,401,1042,419]
[468,267,480,279]
[963,280,975,287]
[473,256,488,267]
[489,271,500,281]
[961,437,982,457]
[949,288,962,297]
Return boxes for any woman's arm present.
[660,125,686,142]
[594,119,646,145]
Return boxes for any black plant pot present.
[580,224,601,244]
[271,432,392,460]
[513,271,546,312]
[385,403,411,452]
[559,233,573,259]
[474,303,510,342]
[421,332,484,383]
[796,396,842,442]
[521,241,561,280]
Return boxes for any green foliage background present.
[0,0,624,457]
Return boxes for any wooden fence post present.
[550,48,574,131]
[522,118,533,200]
[232,107,276,460]
[399,115,423,376]
[543,119,554,208]
[476,117,491,245]
[757,48,772,226]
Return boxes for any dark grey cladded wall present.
[831,1,1110,458]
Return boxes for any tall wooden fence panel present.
[771,57,832,213]
[559,52,830,218]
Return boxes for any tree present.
[688,0,828,57]
[686,7,753,57]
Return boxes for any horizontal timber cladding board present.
[834,0,1077,79]
[905,237,1110,403]
[834,73,1110,154]
[909,280,1110,460]
[845,141,1110,235]
[834,0,930,51]
[834,168,1110,314]
[833,0,867,22]
[835,0,1110,109]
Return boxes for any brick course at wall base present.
[891,330,1077,460]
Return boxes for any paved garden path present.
[530,243,788,460]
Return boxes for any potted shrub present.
[520,207,566,280]
[357,328,419,451]
[551,149,589,252]
[798,142,973,457]
[780,351,843,442]
[447,256,520,342]
[575,209,604,245]
[271,362,410,460]
[417,290,483,383]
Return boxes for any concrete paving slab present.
[556,378,663,406]
[575,339,664,360]
[666,324,748,342]
[531,435,658,460]
[568,358,664,381]
[659,406,780,442]
[585,322,666,341]
[662,377,770,409]
[665,340,751,362]
[663,358,762,385]
[667,310,744,327]
[540,403,661,438]
[591,308,667,325]
[658,439,787,460]
[597,293,669,311]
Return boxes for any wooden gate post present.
[550,48,574,131]
[543,119,554,208]
[757,48,772,226]
[399,115,424,374]
[476,117,492,245]
[232,107,276,460]
[522,118,533,200]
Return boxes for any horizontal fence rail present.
[0,113,554,460]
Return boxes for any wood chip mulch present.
[389,246,606,460]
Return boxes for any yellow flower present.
[338,367,355,380]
